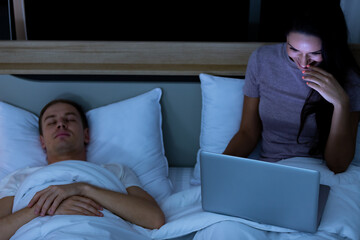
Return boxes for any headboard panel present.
[0,41,270,76]
[0,41,358,76]
[0,74,201,167]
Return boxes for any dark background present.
[2,0,342,42]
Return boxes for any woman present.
[195,3,359,240]
[223,4,360,174]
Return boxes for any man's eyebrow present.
[65,112,77,117]
[43,115,55,122]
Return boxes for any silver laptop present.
[200,151,330,233]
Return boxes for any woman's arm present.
[223,96,262,157]
[324,108,359,173]
[303,66,359,173]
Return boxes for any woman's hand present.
[303,66,359,173]
[302,66,349,108]
[54,196,103,217]
[28,183,85,216]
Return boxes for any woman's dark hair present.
[39,99,89,136]
[288,2,360,155]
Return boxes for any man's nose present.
[57,120,67,129]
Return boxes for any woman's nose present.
[299,55,310,68]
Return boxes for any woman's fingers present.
[301,65,347,106]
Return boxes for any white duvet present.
[11,158,360,240]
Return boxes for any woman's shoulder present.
[250,43,285,61]
[249,43,285,66]
[254,43,284,55]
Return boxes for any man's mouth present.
[55,132,70,138]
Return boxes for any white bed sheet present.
[168,167,196,193]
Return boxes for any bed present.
[0,41,360,240]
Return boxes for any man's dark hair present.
[38,99,89,136]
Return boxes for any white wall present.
[341,0,360,43]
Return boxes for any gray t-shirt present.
[243,43,360,162]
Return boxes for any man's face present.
[40,102,89,160]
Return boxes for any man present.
[0,99,165,240]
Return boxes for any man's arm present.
[0,196,37,240]
[85,185,165,229]
[28,183,165,229]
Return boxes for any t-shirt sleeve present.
[0,175,17,199]
[243,49,260,98]
[103,164,142,189]
[0,168,32,199]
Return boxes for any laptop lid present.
[200,151,329,233]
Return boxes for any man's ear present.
[84,128,90,144]
[39,135,46,150]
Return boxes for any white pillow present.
[191,74,252,185]
[0,102,47,180]
[86,88,172,202]
[0,88,172,203]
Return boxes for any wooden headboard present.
[0,41,263,76]
[0,41,354,76]
[0,41,359,76]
